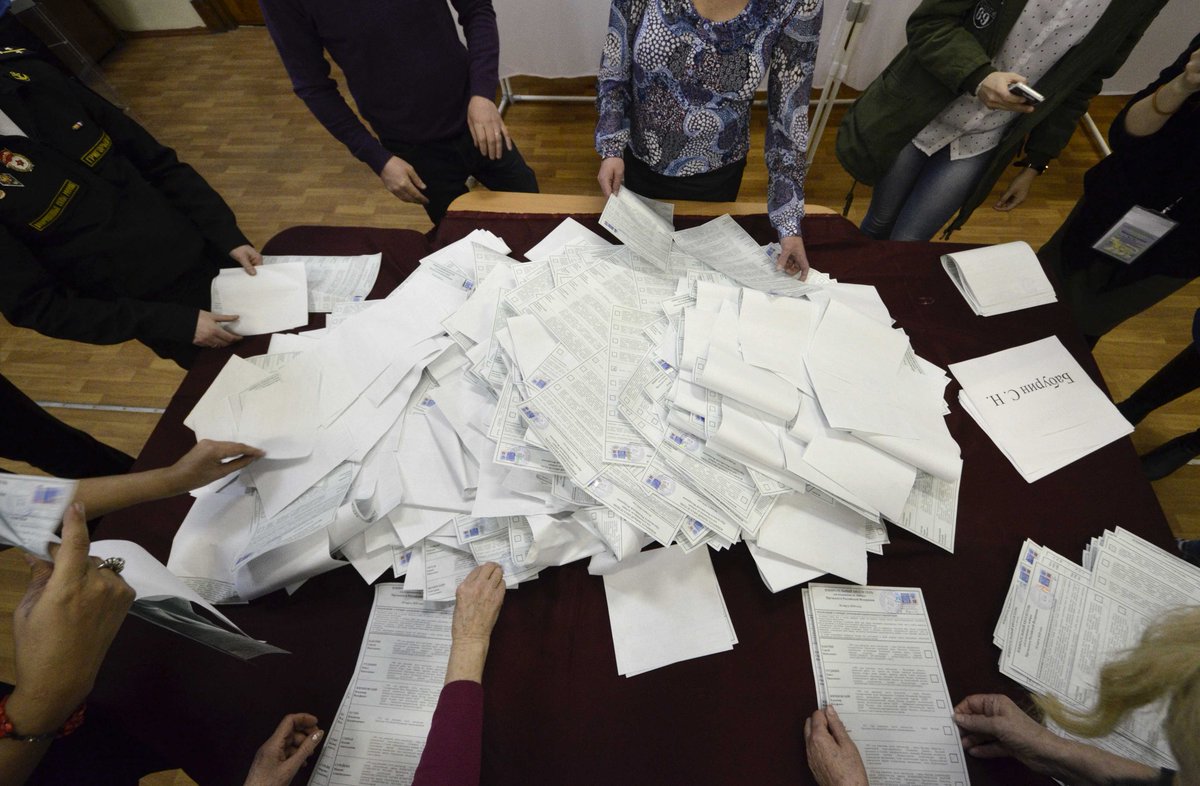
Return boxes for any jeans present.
[385,128,539,225]
[860,143,991,241]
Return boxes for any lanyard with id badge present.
[1093,196,1188,264]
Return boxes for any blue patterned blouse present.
[595,0,823,238]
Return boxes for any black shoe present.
[1115,397,1149,426]
[1141,430,1200,481]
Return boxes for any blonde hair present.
[1035,605,1200,776]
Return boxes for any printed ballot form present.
[263,253,382,313]
[310,585,454,786]
[804,585,969,786]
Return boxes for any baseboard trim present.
[122,27,213,38]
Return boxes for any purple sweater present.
[412,680,484,786]
[260,0,501,175]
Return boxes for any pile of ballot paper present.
[995,528,1196,770]
[950,336,1133,482]
[172,189,967,668]
[941,240,1057,317]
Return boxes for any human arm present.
[243,714,323,786]
[1118,40,1200,140]
[954,694,1161,785]
[905,0,997,96]
[595,0,646,185]
[764,1,823,276]
[63,74,250,255]
[0,227,198,347]
[73,440,264,519]
[804,706,868,786]
[411,563,505,786]
[0,503,134,785]
[259,0,393,176]
[449,0,510,160]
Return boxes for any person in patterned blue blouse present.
[595,0,823,279]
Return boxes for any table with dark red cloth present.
[90,213,1173,786]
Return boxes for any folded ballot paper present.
[210,261,309,335]
[951,336,1133,482]
[993,529,1195,770]
[942,241,1057,316]
[170,193,972,675]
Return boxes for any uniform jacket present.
[0,52,248,347]
[835,0,1167,234]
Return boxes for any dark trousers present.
[621,148,746,202]
[0,373,133,478]
[384,128,539,225]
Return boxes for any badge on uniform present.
[7,71,29,82]
[0,172,22,187]
[0,148,32,172]
[1092,206,1178,264]
[970,0,999,29]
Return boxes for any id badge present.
[1093,205,1178,264]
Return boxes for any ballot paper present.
[672,214,815,297]
[941,241,1056,317]
[804,585,969,786]
[993,532,1191,769]
[598,187,674,269]
[524,217,612,261]
[90,540,285,660]
[309,585,454,786]
[210,261,309,335]
[602,545,737,676]
[951,337,1133,482]
[0,474,75,557]
[263,253,381,312]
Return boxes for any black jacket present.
[0,52,248,346]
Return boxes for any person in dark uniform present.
[0,48,261,369]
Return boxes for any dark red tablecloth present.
[92,214,1171,786]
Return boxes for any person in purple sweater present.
[260,0,538,225]
[244,563,506,786]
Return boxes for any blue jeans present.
[860,143,991,241]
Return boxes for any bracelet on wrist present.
[0,694,87,743]
[1013,158,1047,175]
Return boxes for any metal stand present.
[807,0,870,164]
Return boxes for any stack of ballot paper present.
[994,529,1196,770]
[803,585,970,785]
[942,241,1057,316]
[168,191,970,673]
[951,336,1133,482]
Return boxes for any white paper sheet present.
[210,262,309,335]
[263,253,381,312]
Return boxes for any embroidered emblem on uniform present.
[0,149,32,172]
[29,179,79,231]
[0,172,22,187]
[972,1,997,28]
[0,48,29,56]
[71,121,83,130]
[7,71,29,82]
[81,132,111,167]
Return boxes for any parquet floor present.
[0,28,1195,785]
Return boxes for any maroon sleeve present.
[449,0,500,101]
[411,680,484,786]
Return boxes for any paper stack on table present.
[950,337,1133,482]
[803,584,970,785]
[169,198,971,674]
[262,253,381,312]
[941,241,1057,316]
[210,261,310,335]
[994,529,1196,770]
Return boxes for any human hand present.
[804,706,868,786]
[598,157,625,197]
[1179,47,1200,93]
[6,503,135,736]
[229,244,262,276]
[993,167,1037,211]
[954,694,1061,771]
[976,71,1036,113]
[243,713,324,786]
[467,96,512,160]
[777,235,810,280]
[194,311,242,348]
[165,439,265,494]
[380,156,429,205]
[453,562,506,644]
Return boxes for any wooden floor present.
[0,28,1196,785]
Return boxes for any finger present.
[803,716,812,742]
[50,502,91,581]
[20,551,54,590]
[240,258,257,276]
[825,705,850,744]
[488,127,501,160]
[400,182,430,205]
[293,728,324,762]
[213,313,240,323]
[502,124,513,152]
[964,741,1008,759]
[469,124,484,154]
[210,441,265,460]
[809,708,830,738]
[954,710,999,737]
